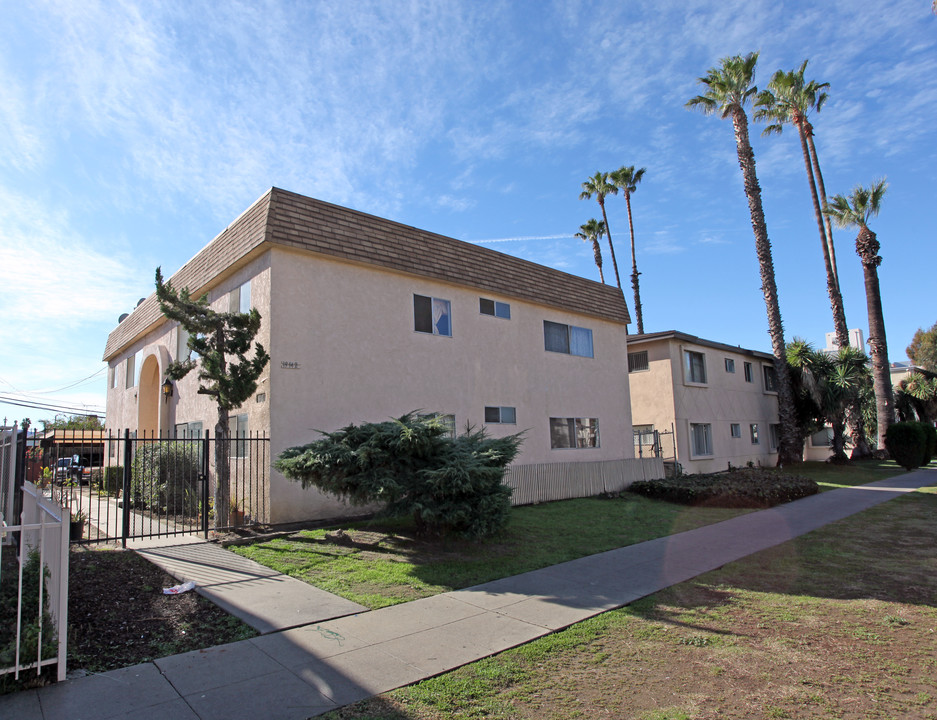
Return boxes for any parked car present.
[54,457,75,481]
[54,455,92,484]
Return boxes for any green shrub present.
[629,468,818,508]
[92,466,124,496]
[915,422,936,466]
[885,422,927,471]
[275,413,523,538]
[131,443,200,515]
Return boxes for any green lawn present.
[786,458,912,490]
[323,474,937,720]
[231,459,908,609]
[231,496,754,608]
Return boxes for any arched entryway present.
[137,355,161,437]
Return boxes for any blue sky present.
[1,0,935,427]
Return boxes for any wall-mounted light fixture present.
[161,378,174,403]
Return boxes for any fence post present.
[121,429,131,548]
[201,429,210,539]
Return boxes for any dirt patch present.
[2,544,256,694]
[66,545,257,675]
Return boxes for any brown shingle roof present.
[104,187,630,360]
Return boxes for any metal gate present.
[633,425,680,476]
[35,429,268,545]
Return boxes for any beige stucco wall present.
[266,246,633,523]
[105,246,634,525]
[627,340,678,457]
[629,337,780,474]
[105,252,273,448]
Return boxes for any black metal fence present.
[31,429,269,545]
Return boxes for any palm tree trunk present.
[730,107,801,466]
[856,227,895,449]
[625,192,644,334]
[830,411,848,463]
[599,199,623,291]
[805,127,840,291]
[796,121,848,348]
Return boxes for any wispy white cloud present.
[470,234,570,245]
[0,186,149,330]
[437,195,476,212]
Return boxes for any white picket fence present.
[505,456,664,506]
[0,446,70,684]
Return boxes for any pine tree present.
[155,267,269,528]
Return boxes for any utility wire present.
[28,366,107,394]
[0,395,105,417]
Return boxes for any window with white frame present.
[174,421,204,439]
[725,358,736,373]
[763,364,778,392]
[414,295,452,336]
[134,349,143,386]
[750,423,760,444]
[229,413,249,458]
[633,424,655,446]
[550,417,599,449]
[230,279,251,314]
[108,366,116,389]
[744,362,753,383]
[684,350,707,384]
[810,427,833,447]
[418,412,456,438]
[484,406,516,424]
[544,321,593,357]
[769,424,780,451]
[730,423,741,438]
[628,350,649,373]
[125,349,143,389]
[690,423,713,456]
[479,298,510,319]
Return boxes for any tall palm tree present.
[686,51,801,466]
[824,179,895,450]
[580,172,622,290]
[575,219,607,284]
[755,61,849,348]
[610,165,647,333]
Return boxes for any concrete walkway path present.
[4,470,934,720]
[131,536,368,634]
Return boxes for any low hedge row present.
[629,467,819,508]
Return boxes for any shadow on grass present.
[642,482,937,612]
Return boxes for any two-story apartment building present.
[627,331,781,474]
[104,188,644,523]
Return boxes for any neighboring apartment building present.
[104,187,640,523]
[627,331,780,474]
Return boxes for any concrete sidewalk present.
[131,537,368,634]
[4,470,934,720]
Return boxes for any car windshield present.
[56,459,71,467]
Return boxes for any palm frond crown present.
[753,59,829,136]
[686,52,760,118]
[610,166,646,194]
[579,171,617,203]
[824,179,888,229]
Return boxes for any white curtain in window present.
[432,298,450,336]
